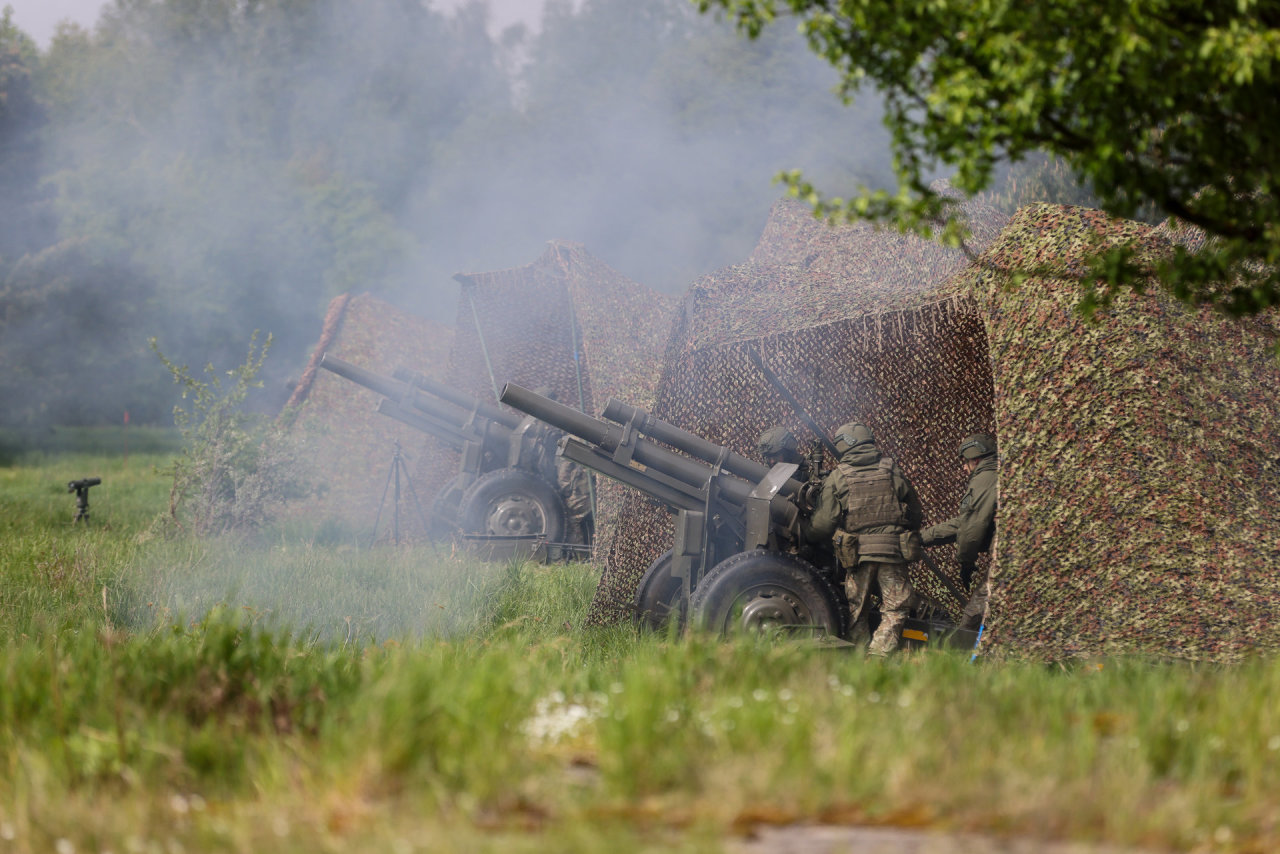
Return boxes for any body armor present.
[836,457,910,531]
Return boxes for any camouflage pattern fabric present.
[283,293,454,539]
[951,203,1280,661]
[590,194,1008,626]
[421,241,676,554]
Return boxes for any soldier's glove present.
[960,563,975,592]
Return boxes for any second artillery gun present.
[319,354,583,559]
[500,383,973,647]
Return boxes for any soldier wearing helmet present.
[805,421,923,655]
[755,426,811,481]
[518,387,594,545]
[921,433,997,631]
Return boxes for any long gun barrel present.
[600,398,805,498]
[318,354,521,437]
[500,383,798,527]
[391,368,522,431]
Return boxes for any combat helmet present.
[958,433,997,460]
[833,422,875,454]
[755,426,799,458]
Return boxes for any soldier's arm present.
[921,515,961,547]
[953,472,997,565]
[802,477,842,543]
[897,471,924,531]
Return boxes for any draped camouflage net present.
[426,241,676,549]
[955,204,1280,661]
[590,196,1009,625]
[284,293,454,537]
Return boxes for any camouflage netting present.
[590,195,1010,625]
[284,293,454,537]
[955,204,1280,661]
[425,241,676,549]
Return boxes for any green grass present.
[1,451,1278,853]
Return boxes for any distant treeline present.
[0,0,904,430]
[1,0,1095,434]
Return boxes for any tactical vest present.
[836,457,909,531]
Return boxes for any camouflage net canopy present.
[285,293,454,537]
[592,196,1010,626]
[956,204,1280,661]
[427,241,677,548]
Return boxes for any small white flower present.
[0,823,15,841]
[55,840,75,854]
[752,689,769,702]
[1267,735,1280,751]
[868,691,881,704]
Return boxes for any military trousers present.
[843,560,913,656]
[960,562,989,631]
[556,458,594,545]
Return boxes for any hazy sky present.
[5,0,550,45]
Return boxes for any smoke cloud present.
[0,0,895,428]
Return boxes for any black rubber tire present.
[457,467,567,561]
[690,549,847,639]
[428,473,470,540]
[634,550,687,631]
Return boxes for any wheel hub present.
[485,493,545,537]
[736,586,810,634]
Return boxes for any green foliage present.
[3,451,1280,850]
[699,0,1280,314]
[152,333,312,535]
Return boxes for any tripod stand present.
[370,440,430,546]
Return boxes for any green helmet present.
[755,426,799,457]
[958,433,997,460]
[833,422,875,454]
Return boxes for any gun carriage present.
[319,354,578,559]
[500,383,973,647]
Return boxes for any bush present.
[152,333,313,535]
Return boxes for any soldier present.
[805,422,923,655]
[754,426,811,480]
[522,388,594,545]
[921,433,997,631]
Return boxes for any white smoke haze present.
[0,0,894,429]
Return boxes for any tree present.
[0,8,51,263]
[697,0,1280,315]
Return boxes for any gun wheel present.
[690,549,847,639]
[457,468,567,561]
[634,550,687,631]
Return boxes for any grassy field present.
[2,448,1277,853]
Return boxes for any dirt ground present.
[729,825,1162,854]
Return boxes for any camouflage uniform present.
[805,423,923,655]
[556,455,594,545]
[520,391,594,545]
[921,434,997,631]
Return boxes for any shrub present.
[152,333,312,535]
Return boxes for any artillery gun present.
[500,383,974,648]
[318,354,581,559]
